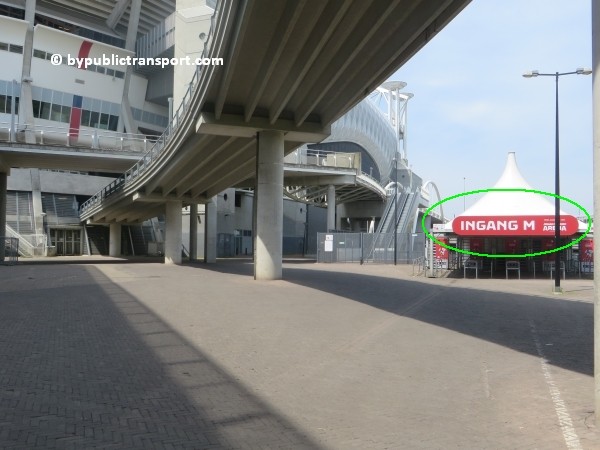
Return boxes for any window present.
[108,115,119,131]
[1,96,20,115]
[89,111,99,127]
[115,70,125,79]
[81,109,91,127]
[98,113,109,129]
[32,99,41,117]
[35,101,71,123]
[60,105,71,123]
[0,42,7,51]
[39,101,51,120]
[0,95,7,114]
[50,103,62,121]
[8,44,23,54]
[33,49,46,59]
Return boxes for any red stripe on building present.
[77,40,93,69]
[68,107,82,144]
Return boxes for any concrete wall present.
[173,0,213,107]
[181,205,205,258]
[338,200,386,220]
[7,169,116,195]
[228,190,319,256]
[0,16,28,83]
[31,25,133,105]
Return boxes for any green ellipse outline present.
[421,188,592,258]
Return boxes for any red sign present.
[453,215,579,236]
[435,237,449,260]
[580,239,594,262]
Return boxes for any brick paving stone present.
[0,264,320,449]
[3,260,600,448]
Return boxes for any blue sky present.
[391,0,592,219]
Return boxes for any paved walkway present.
[0,258,598,449]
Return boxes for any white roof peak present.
[492,152,532,189]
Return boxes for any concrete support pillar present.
[327,184,336,231]
[591,0,600,426]
[0,172,6,261]
[254,130,283,280]
[204,197,217,263]
[30,169,44,244]
[189,203,198,260]
[125,0,142,51]
[165,201,183,264]
[109,223,121,257]
[118,0,141,135]
[19,0,36,144]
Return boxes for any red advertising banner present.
[435,237,449,260]
[580,239,594,262]
[453,215,579,236]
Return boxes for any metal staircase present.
[85,226,109,255]
[4,224,37,257]
[364,189,416,263]
[118,218,163,256]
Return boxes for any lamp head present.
[576,67,592,75]
[522,70,539,78]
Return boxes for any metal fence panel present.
[317,232,427,264]
[1,237,19,265]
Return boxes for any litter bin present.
[46,246,57,256]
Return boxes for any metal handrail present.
[412,256,426,276]
[0,121,153,152]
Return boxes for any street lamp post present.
[523,68,592,293]
[393,156,398,265]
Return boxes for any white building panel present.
[0,16,27,46]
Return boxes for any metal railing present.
[0,122,152,152]
[284,147,361,170]
[412,256,426,276]
[79,2,221,217]
[1,237,19,265]
[4,225,44,257]
[317,232,426,264]
[283,147,386,201]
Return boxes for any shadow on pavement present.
[0,264,320,449]
[279,267,593,378]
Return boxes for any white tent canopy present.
[444,152,588,233]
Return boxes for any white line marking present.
[481,361,493,399]
[530,320,583,450]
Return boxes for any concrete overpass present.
[77,0,471,279]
